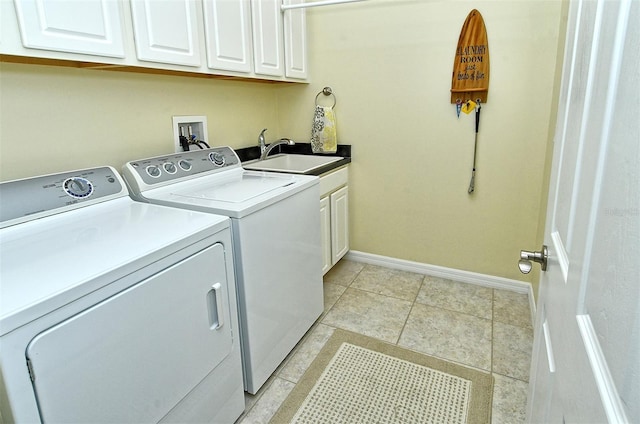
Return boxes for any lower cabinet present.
[320,196,332,274]
[319,167,349,275]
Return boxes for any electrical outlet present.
[172,116,209,152]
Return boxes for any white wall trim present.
[345,250,537,326]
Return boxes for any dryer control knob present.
[63,177,93,198]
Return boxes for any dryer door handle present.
[206,283,224,330]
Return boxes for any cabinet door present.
[203,0,252,72]
[320,196,331,275]
[330,186,349,264]
[130,0,201,66]
[13,0,125,57]
[251,0,284,77]
[282,0,307,79]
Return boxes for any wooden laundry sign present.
[450,9,490,103]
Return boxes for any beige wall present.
[277,0,564,290]
[0,64,281,180]
[0,0,564,294]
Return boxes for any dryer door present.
[26,242,234,423]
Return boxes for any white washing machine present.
[0,167,244,423]
[122,146,324,394]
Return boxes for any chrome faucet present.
[258,128,268,156]
[260,138,295,160]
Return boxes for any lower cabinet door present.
[331,186,349,264]
[320,195,331,274]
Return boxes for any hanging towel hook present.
[315,87,337,108]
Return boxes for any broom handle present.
[468,103,481,194]
[473,104,481,167]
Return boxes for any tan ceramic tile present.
[398,303,492,371]
[243,264,535,423]
[350,264,424,301]
[493,289,532,328]
[491,373,528,424]
[238,378,294,424]
[278,324,335,383]
[241,371,277,414]
[322,282,346,315]
[323,259,365,286]
[492,321,533,381]
[321,287,413,343]
[237,373,276,414]
[416,276,493,319]
[242,391,259,416]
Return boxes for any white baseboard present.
[344,250,537,326]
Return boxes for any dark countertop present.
[235,143,351,176]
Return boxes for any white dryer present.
[0,167,244,423]
[122,147,324,394]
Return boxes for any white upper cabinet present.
[282,0,307,79]
[13,0,125,58]
[6,0,308,81]
[251,0,284,77]
[130,0,201,67]
[203,0,252,73]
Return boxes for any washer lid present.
[172,173,296,203]
[138,168,318,219]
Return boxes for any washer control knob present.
[146,165,161,178]
[63,177,93,198]
[163,162,177,174]
[178,159,192,171]
[209,152,225,167]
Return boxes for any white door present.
[526,0,639,422]
[13,0,125,57]
[320,195,331,274]
[203,0,252,72]
[282,0,307,79]
[130,0,201,66]
[331,185,349,264]
[251,0,284,77]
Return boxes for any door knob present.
[518,245,548,274]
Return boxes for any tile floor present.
[236,260,533,424]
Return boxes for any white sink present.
[244,154,344,174]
